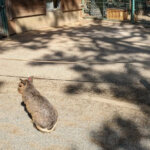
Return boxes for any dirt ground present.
[0,20,150,150]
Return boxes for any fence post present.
[131,0,135,23]
[0,0,9,37]
[82,0,84,14]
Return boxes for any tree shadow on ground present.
[1,22,149,54]
[90,115,150,150]
[64,62,150,116]
[1,18,150,150]
[1,21,150,115]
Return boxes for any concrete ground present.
[0,20,150,150]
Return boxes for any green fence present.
[83,0,150,24]
[83,0,130,19]
[0,0,8,37]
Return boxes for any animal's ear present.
[20,78,26,85]
[20,79,23,82]
[28,76,33,83]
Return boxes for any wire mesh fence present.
[83,0,130,19]
[135,0,150,24]
[83,0,150,24]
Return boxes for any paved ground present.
[0,20,150,150]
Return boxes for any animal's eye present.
[19,85,22,87]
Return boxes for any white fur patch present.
[36,122,57,133]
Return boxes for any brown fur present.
[18,77,58,133]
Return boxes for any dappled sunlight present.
[1,22,150,115]
[1,21,150,150]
